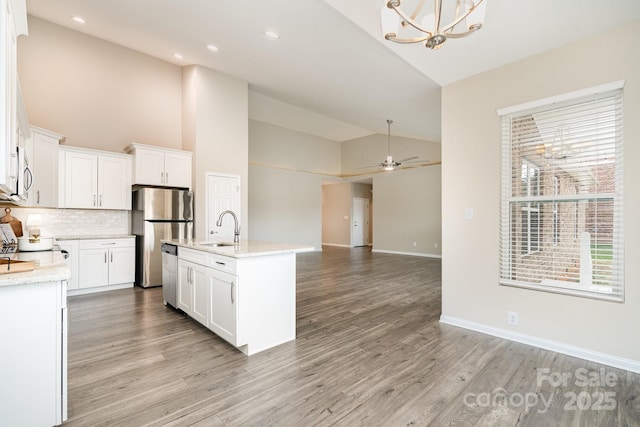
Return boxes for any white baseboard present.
[68,283,133,297]
[439,315,640,374]
[372,249,442,259]
[322,243,353,248]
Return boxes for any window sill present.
[500,279,623,303]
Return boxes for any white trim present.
[68,283,133,296]
[322,243,352,248]
[439,315,640,374]
[496,80,625,116]
[372,249,442,259]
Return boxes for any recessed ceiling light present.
[174,53,183,60]
[206,44,219,52]
[71,16,86,24]
[263,30,281,40]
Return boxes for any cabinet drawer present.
[207,253,236,275]
[78,238,135,250]
[179,247,209,266]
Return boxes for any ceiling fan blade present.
[397,156,419,163]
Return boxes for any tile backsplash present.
[5,207,129,238]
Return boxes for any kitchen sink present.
[198,242,236,247]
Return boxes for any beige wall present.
[249,119,341,175]
[342,134,441,256]
[248,119,340,247]
[18,17,182,152]
[373,165,441,256]
[249,165,322,248]
[322,182,352,246]
[441,21,640,363]
[183,65,248,240]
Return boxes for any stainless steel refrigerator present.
[132,187,193,288]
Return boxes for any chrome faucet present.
[216,210,240,244]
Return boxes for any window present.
[498,82,624,301]
[553,176,559,246]
[521,161,540,254]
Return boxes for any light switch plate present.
[464,207,474,221]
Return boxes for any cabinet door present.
[29,133,58,207]
[177,260,193,313]
[133,148,164,186]
[191,263,209,326]
[98,155,131,210]
[78,249,109,288]
[108,245,135,285]
[164,151,192,188]
[208,270,239,346]
[64,151,98,209]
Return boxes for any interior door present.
[206,174,240,241]
[352,197,370,247]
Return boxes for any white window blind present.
[499,85,624,301]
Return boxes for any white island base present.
[173,240,311,355]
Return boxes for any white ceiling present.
[25,0,640,142]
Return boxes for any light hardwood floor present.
[64,246,640,426]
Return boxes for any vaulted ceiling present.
[25,0,640,142]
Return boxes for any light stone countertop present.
[165,239,315,259]
[0,249,70,287]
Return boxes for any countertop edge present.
[164,239,315,258]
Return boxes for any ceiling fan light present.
[384,164,394,171]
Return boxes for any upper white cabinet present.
[0,0,27,198]
[126,143,192,189]
[59,146,132,210]
[25,126,64,207]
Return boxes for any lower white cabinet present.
[208,268,239,346]
[0,280,67,426]
[176,246,296,355]
[177,259,210,326]
[58,237,135,295]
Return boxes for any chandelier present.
[381,0,488,50]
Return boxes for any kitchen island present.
[0,248,69,426]
[166,239,314,355]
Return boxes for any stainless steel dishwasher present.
[161,243,178,308]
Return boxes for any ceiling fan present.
[379,119,419,171]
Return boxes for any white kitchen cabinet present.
[175,245,297,355]
[0,0,27,199]
[59,146,132,210]
[63,237,135,295]
[25,126,64,207]
[126,143,192,189]
[0,279,67,426]
[208,268,239,346]
[177,258,209,326]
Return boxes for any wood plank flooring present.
[64,246,640,426]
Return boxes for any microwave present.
[0,146,30,203]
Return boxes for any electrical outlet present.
[413,241,417,247]
[434,243,438,248]
[507,311,519,326]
